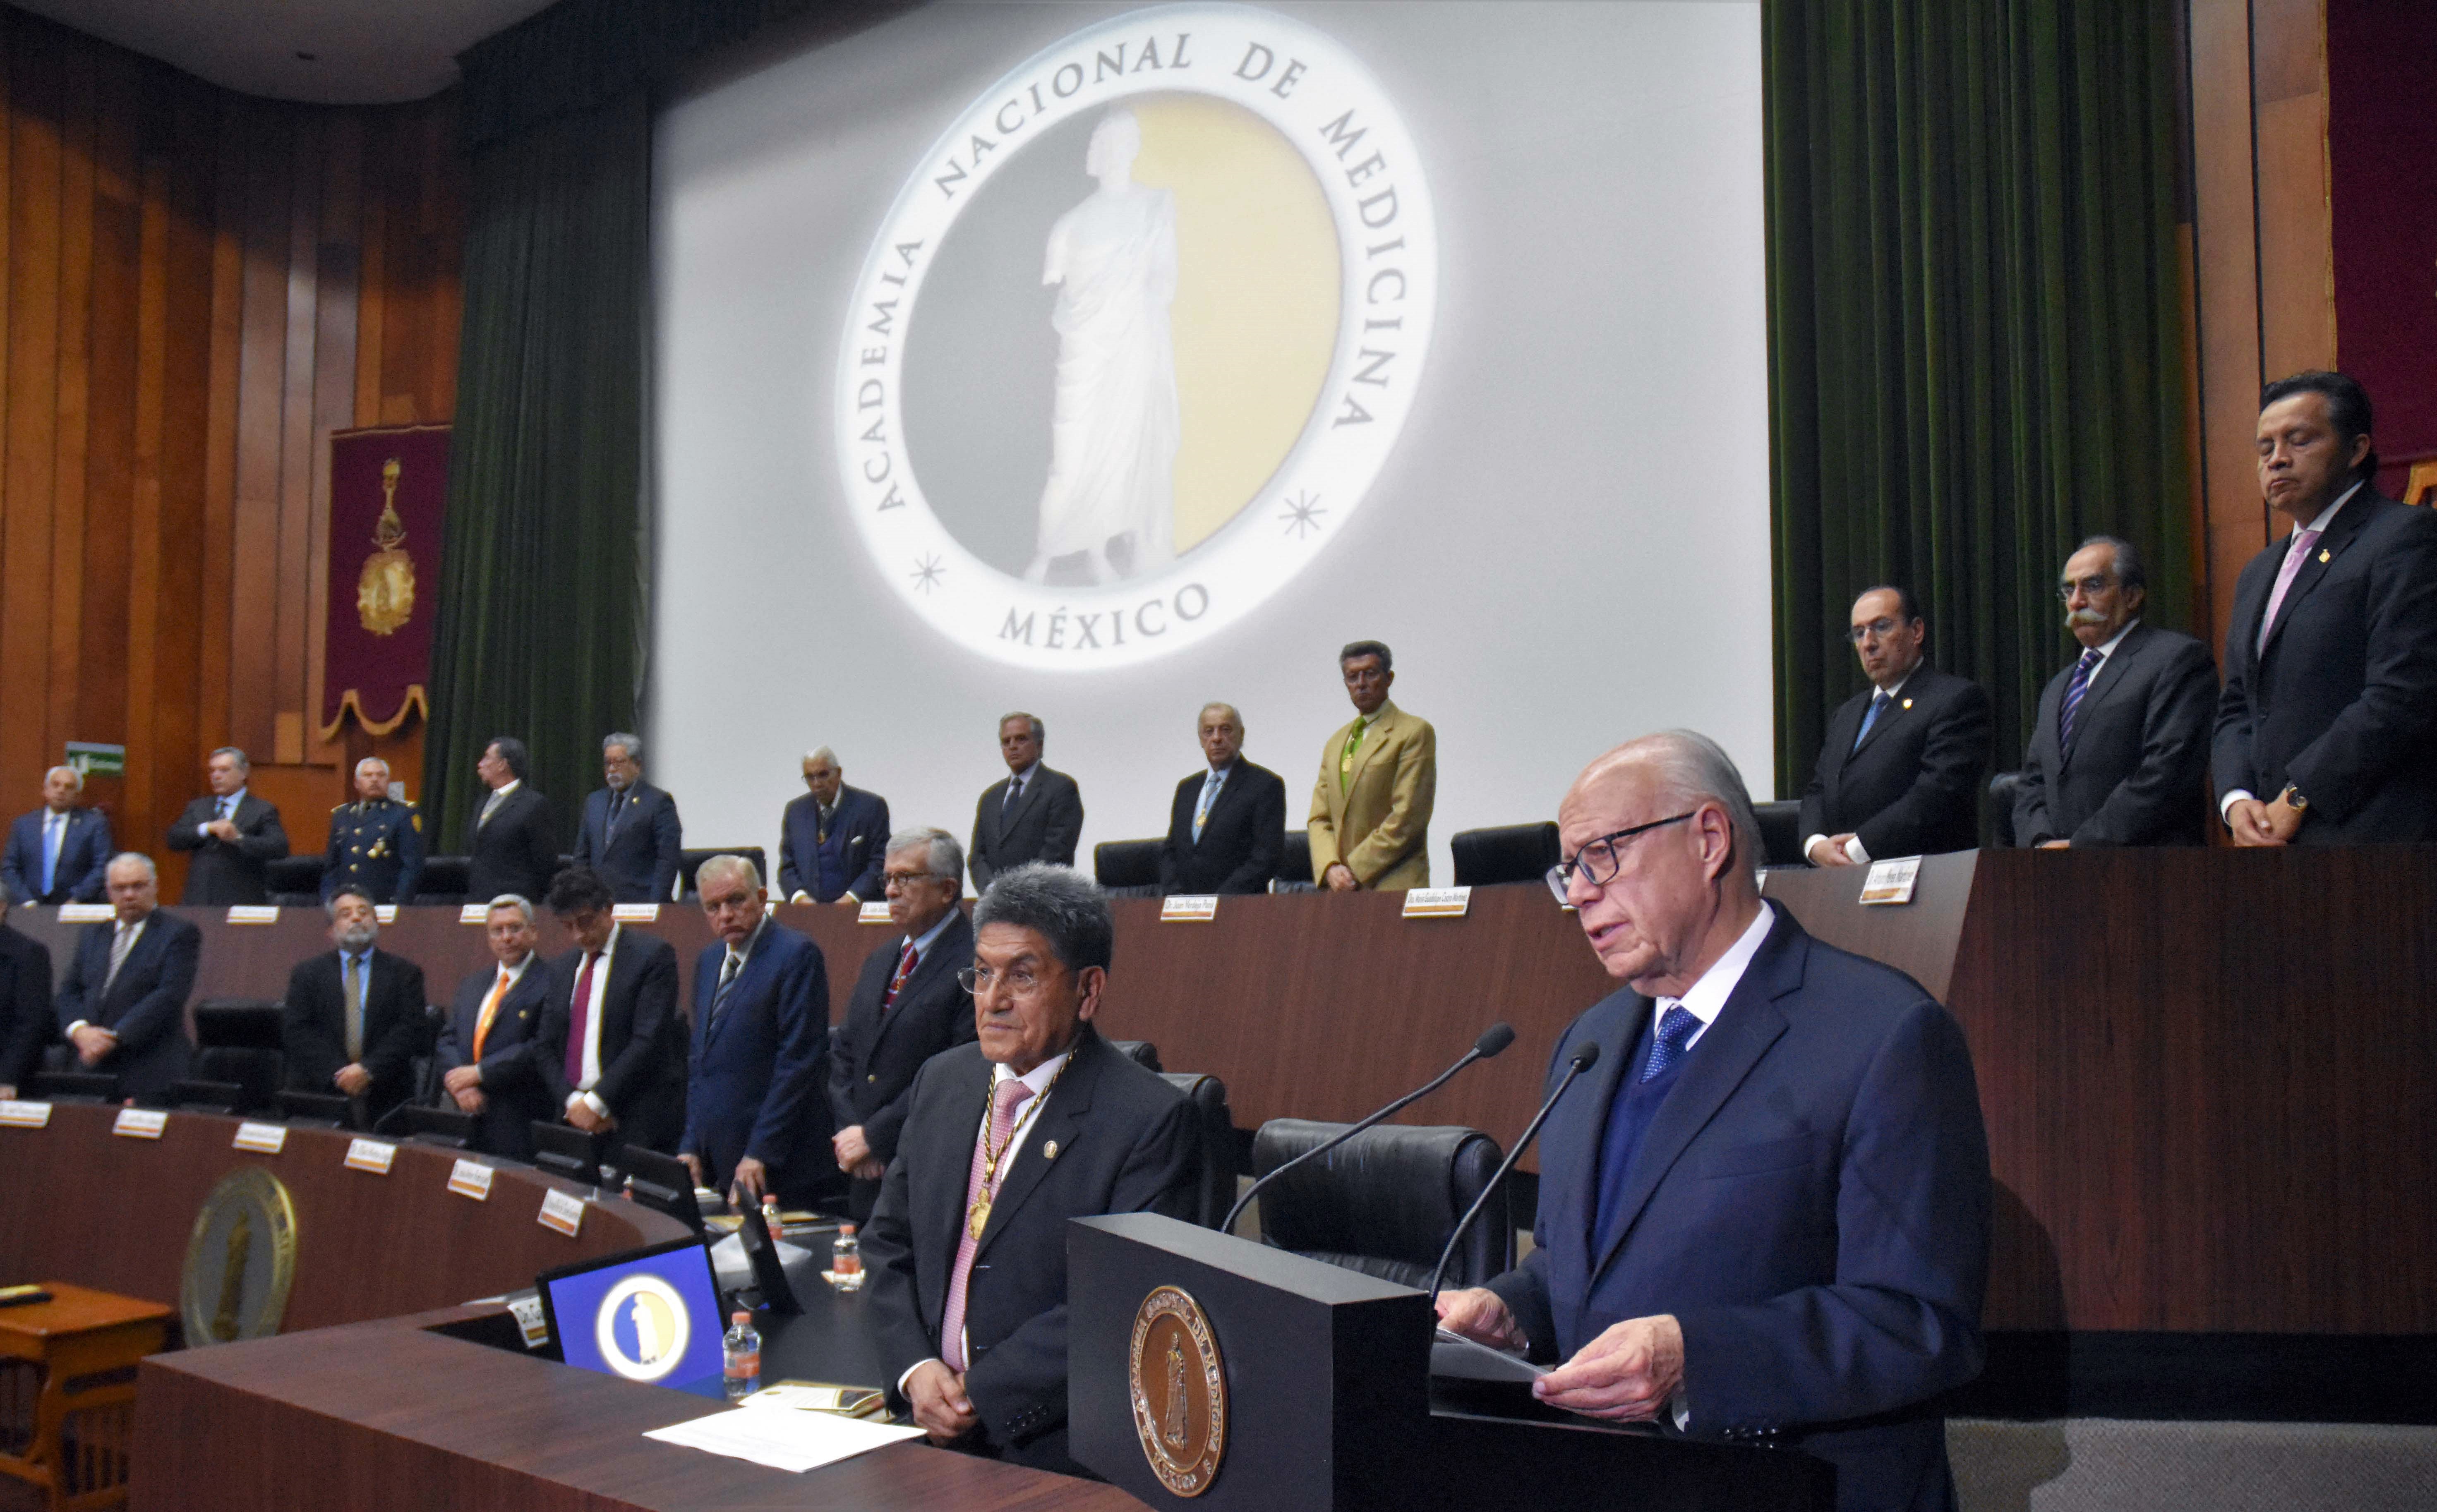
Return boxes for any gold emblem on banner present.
[181,1167,299,1345]
[357,456,416,636]
[1129,1284,1226,1496]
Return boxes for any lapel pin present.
[1901,698,1913,710]
[2319,549,2330,563]
[1043,1140,1059,1161]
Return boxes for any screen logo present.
[594,1274,694,1382]
[837,2,1437,668]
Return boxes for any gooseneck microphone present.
[1222,1023,1516,1236]
[1426,1039,1601,1306]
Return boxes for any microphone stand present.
[1425,1042,1601,1306]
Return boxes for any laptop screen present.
[537,1238,727,1396]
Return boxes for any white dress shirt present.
[566,923,622,1117]
[1650,902,1775,1056]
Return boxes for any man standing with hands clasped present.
[1307,641,1435,891]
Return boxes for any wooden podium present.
[1069,1214,1831,1512]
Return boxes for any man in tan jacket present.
[1308,640,1437,891]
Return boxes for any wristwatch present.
[2278,783,2310,812]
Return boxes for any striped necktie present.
[2058,646,2104,760]
[1193,770,1223,841]
[472,966,512,1060]
[881,940,919,1012]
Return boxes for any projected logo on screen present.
[593,1274,694,1382]
[837,3,1437,668]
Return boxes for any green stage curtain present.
[1763,0,2195,803]
[424,91,650,853]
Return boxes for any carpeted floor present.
[1951,1418,2437,1512]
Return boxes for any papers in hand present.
[1431,1327,1549,1384]
[643,1406,921,1474]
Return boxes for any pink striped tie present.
[2257,527,2323,655]
[939,1078,1033,1372]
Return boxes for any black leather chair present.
[1987,772,2022,848]
[1248,1119,1512,1290]
[168,1080,246,1116]
[1271,830,1316,892]
[1106,1039,1162,1073]
[1159,1072,1237,1229]
[1450,822,1559,888]
[676,846,768,902]
[1092,839,1164,898]
[266,855,326,906]
[1753,800,1805,867]
[413,855,470,906]
[193,997,287,1114]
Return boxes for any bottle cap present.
[840,1223,856,1235]
[732,1311,751,1325]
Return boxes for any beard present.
[336,925,378,954]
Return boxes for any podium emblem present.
[1129,1284,1227,1495]
[180,1167,299,1345]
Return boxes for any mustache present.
[2067,609,2108,628]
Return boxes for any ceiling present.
[16,0,562,104]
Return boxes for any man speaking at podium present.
[863,863,1199,1478]
[1437,732,1991,1512]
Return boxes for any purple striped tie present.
[2058,647,2103,760]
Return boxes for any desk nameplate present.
[449,1159,494,1201]
[345,1138,396,1175]
[1161,895,1218,923]
[538,1187,585,1237]
[233,1121,287,1155]
[0,1099,53,1130]
[113,1108,168,1140]
[1403,887,1472,919]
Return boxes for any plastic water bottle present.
[830,1223,864,1292]
[722,1311,761,1399]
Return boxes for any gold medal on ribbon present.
[967,1198,991,1241]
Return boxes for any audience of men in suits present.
[536,865,686,1160]
[467,736,560,904]
[679,856,840,1209]
[2013,538,2217,848]
[2216,371,2437,845]
[167,748,290,905]
[5,767,113,905]
[279,888,431,1127]
[0,882,53,1097]
[830,828,977,1223]
[864,863,1199,1475]
[1309,640,1436,890]
[779,748,891,905]
[573,733,683,903]
[1800,589,1992,865]
[436,894,556,1160]
[1160,703,1286,895]
[968,714,1083,892]
[322,757,425,904]
[55,854,199,1103]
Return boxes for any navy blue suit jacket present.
[778,786,890,903]
[54,910,200,1104]
[1487,907,1989,1512]
[3,808,113,904]
[433,956,556,1160]
[573,783,683,902]
[681,919,841,1206]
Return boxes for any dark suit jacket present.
[53,909,200,1103]
[281,948,431,1126]
[0,922,53,1091]
[466,785,559,905]
[1799,666,1991,859]
[433,956,556,1160]
[1487,908,1990,1512]
[828,912,977,1170]
[3,808,113,904]
[681,920,840,1207]
[1159,761,1287,895]
[2212,491,2437,841]
[2014,624,2217,847]
[778,786,892,903]
[862,1030,1199,1476]
[969,766,1083,892]
[167,793,290,905]
[535,927,686,1155]
[573,783,682,903]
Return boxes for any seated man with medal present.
[863,862,1201,1477]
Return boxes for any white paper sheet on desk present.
[643,1406,922,1473]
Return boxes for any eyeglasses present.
[2056,575,2118,602]
[883,870,943,890]
[957,964,1053,998]
[1544,812,1698,903]
[1845,617,1910,645]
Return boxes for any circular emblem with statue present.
[181,1167,298,1345]
[1128,1284,1227,1496]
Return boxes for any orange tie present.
[470,967,511,1060]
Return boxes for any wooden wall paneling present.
[306,113,364,769]
[350,166,384,429]
[2249,0,2335,379]
[75,46,138,766]
[2187,0,2266,656]
[273,112,323,764]
[196,90,244,804]
[228,100,290,765]
[46,39,94,769]
[122,133,169,887]
[2,19,63,795]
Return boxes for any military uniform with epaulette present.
[322,796,425,904]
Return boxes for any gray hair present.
[603,732,643,762]
[1629,730,1764,872]
[353,756,390,778]
[885,826,963,882]
[1199,702,1242,728]
[696,853,763,893]
[804,746,839,768]
[487,894,535,925]
[209,746,250,772]
[1000,711,1045,743]
[326,887,377,918]
[107,852,158,880]
[45,765,83,791]
[2074,535,2146,594]
[973,862,1112,973]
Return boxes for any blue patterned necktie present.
[1193,770,1223,841]
[1642,1004,1703,1083]
[2058,646,2103,760]
[1852,690,1890,751]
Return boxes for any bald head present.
[1556,732,1763,993]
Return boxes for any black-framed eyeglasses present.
[2056,575,2118,602]
[1545,812,1699,903]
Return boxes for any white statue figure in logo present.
[1022,109,1180,585]
[629,1295,664,1365]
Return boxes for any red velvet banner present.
[322,424,451,736]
